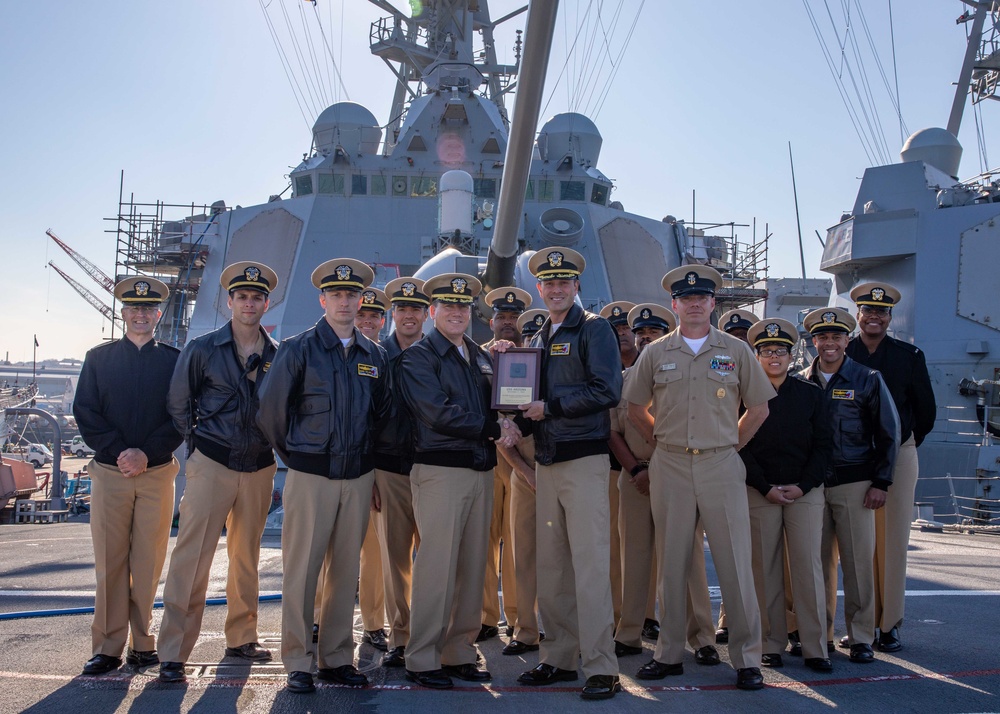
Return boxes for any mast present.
[947,2,990,137]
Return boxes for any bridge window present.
[538,180,554,202]
[352,174,368,195]
[411,176,438,197]
[318,173,345,195]
[295,175,313,196]
[474,178,497,198]
[372,175,387,196]
[591,183,609,205]
[560,181,586,201]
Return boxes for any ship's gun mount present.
[959,378,1000,439]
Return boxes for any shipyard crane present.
[45,229,115,295]
[47,261,122,329]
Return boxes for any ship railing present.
[910,476,1000,534]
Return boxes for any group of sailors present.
[72,245,934,700]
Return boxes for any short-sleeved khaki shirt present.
[611,368,655,461]
[622,327,775,448]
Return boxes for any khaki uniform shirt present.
[611,368,655,461]
[623,327,774,448]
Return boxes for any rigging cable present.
[887,0,906,146]
[297,0,329,110]
[541,0,596,120]
[311,0,351,103]
[581,0,627,117]
[258,0,313,130]
[844,4,892,164]
[854,0,907,151]
[593,0,644,119]
[278,0,323,118]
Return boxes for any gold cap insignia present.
[135,281,150,297]
[451,277,467,293]
[534,315,545,326]
[245,266,261,282]
[547,251,564,268]
[766,323,780,337]
[612,306,622,317]
[362,290,376,304]
[686,272,698,285]
[402,282,415,297]
[641,308,651,319]
[336,265,352,281]
[506,292,515,303]
[871,287,885,302]
[822,311,836,324]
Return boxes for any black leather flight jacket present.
[527,303,623,465]
[256,318,392,480]
[801,354,900,490]
[399,328,502,472]
[167,321,278,473]
[371,331,417,475]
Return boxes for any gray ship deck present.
[1,513,998,712]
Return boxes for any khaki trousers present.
[407,465,492,672]
[374,468,419,650]
[509,459,539,644]
[650,446,761,669]
[88,457,177,656]
[609,469,623,624]
[159,449,275,662]
[685,524,717,650]
[483,461,517,626]
[748,485,827,659]
[822,480,876,644]
[536,454,618,678]
[615,471,656,647]
[281,469,373,673]
[359,515,386,631]
[875,437,918,631]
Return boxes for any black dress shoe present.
[125,648,159,668]
[503,640,540,656]
[736,667,765,690]
[363,628,389,651]
[838,635,851,649]
[383,646,406,667]
[317,664,369,687]
[761,653,783,668]
[614,640,643,657]
[225,642,272,662]
[849,643,875,663]
[805,657,834,672]
[286,671,315,693]
[642,618,660,640]
[695,645,720,665]
[158,662,186,683]
[505,625,514,638]
[443,663,492,681]
[406,668,453,689]
[715,626,729,644]
[312,623,319,643]
[787,630,802,657]
[635,659,683,680]
[581,674,621,700]
[877,627,902,653]
[517,663,579,685]
[81,654,122,676]
[476,624,499,642]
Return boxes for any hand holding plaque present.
[491,348,542,410]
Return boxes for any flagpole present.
[32,335,37,384]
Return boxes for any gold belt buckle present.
[686,447,701,455]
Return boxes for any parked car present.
[62,435,95,458]
[25,443,53,469]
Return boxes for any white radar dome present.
[900,127,962,179]
[536,112,603,167]
[312,102,382,156]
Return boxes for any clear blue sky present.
[1,0,992,363]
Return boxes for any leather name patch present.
[358,364,379,378]
[831,388,854,400]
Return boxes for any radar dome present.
[900,127,962,179]
[536,112,603,167]
[312,102,382,156]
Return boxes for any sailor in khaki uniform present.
[480,287,532,643]
[624,265,774,691]
[355,287,389,651]
[158,263,280,683]
[256,259,392,693]
[846,283,936,653]
[599,300,635,626]
[74,277,182,676]
[497,309,548,656]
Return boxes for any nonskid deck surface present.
[1,523,997,713]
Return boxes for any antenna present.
[788,142,807,281]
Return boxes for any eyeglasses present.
[758,347,789,357]
[859,305,891,315]
[124,305,159,314]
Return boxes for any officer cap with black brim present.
[600,301,636,327]
[850,282,901,308]
[114,276,170,306]
[485,287,532,313]
[423,273,482,304]
[311,258,375,292]
[662,264,723,297]
[747,318,798,348]
[803,307,857,335]
[359,287,388,314]
[528,246,586,281]
[220,261,278,296]
[384,277,430,308]
[518,309,548,337]
[718,308,759,333]
[628,303,677,333]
